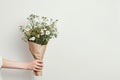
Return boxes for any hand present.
[26,60,43,71]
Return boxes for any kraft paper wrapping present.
[28,42,47,76]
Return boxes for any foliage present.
[19,14,58,45]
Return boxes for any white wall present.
[0,0,120,80]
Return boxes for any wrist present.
[18,62,30,70]
[23,62,30,70]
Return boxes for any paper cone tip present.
[32,76,43,80]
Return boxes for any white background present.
[0,0,120,80]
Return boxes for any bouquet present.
[19,14,58,76]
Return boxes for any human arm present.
[1,58,43,71]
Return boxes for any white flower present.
[46,31,50,35]
[40,29,44,32]
[29,37,35,41]
[44,28,47,31]
[40,29,44,35]
[41,32,44,35]
[25,27,30,31]
[50,35,54,38]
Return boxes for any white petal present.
[29,37,35,41]
[46,31,50,35]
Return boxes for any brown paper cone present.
[28,41,47,76]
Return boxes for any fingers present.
[35,60,43,64]
[33,67,42,71]
[33,60,42,64]
[35,60,43,67]
[33,59,43,71]
[33,65,43,71]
